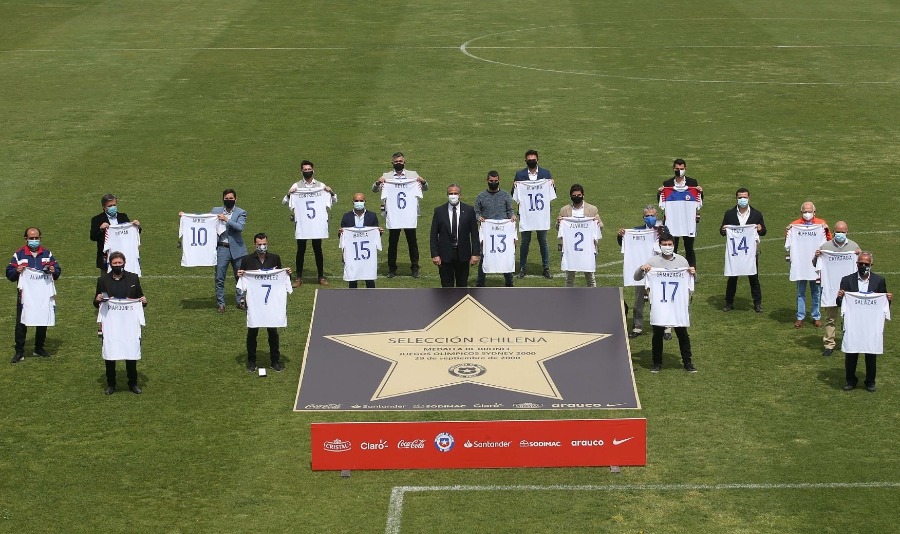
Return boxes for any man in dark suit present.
[658,158,702,267]
[90,193,140,274]
[836,252,892,392]
[512,149,554,279]
[720,187,766,312]
[340,193,380,288]
[430,184,480,287]
[94,251,146,394]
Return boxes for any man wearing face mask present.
[237,234,291,372]
[557,184,602,287]
[431,184,480,287]
[658,159,702,268]
[617,206,666,338]
[212,189,248,313]
[475,171,516,287]
[372,152,427,279]
[634,232,697,373]
[8,227,61,363]
[282,160,336,288]
[813,221,861,356]
[836,252,892,392]
[94,251,146,393]
[340,193,381,288]
[785,201,831,328]
[512,149,554,279]
[90,193,140,275]
[720,188,766,313]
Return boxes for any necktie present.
[451,205,457,245]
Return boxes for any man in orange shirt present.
[785,201,831,328]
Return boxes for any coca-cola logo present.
[397,439,426,449]
[323,439,351,452]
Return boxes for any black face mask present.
[487,182,500,191]
[393,163,404,172]
[111,265,124,275]
[858,264,871,277]
[571,195,583,204]
[525,159,538,169]
[223,199,235,209]
[302,171,314,179]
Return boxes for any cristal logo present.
[397,439,426,449]
[571,439,605,447]
[360,440,389,450]
[513,403,543,409]
[305,404,342,409]
[323,439,351,452]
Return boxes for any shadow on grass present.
[180,298,216,310]
[94,369,150,391]
[817,367,847,391]
[630,349,653,371]
[232,348,291,370]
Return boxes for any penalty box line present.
[386,482,900,534]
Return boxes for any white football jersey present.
[340,227,382,281]
[723,225,759,277]
[98,298,145,361]
[818,250,858,307]
[104,222,142,276]
[289,188,334,239]
[17,268,56,326]
[236,269,292,328]
[558,217,601,273]
[645,268,694,327]
[479,219,517,273]
[179,214,218,267]
[841,292,890,354]
[786,224,825,281]
[513,179,557,231]
[381,179,423,229]
[621,228,659,287]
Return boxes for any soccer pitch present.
[1,1,898,532]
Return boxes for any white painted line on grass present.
[386,482,900,534]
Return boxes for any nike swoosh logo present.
[612,437,634,446]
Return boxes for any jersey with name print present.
[558,217,601,273]
[479,219,517,273]
[340,227,382,281]
[513,179,557,231]
[621,228,659,287]
[659,186,701,237]
[289,187,334,239]
[179,214,218,267]
[236,269,292,328]
[104,222,142,276]
[841,292,890,354]
[17,268,56,326]
[818,250,858,307]
[645,268,694,327]
[381,179,423,229]
[98,298,145,361]
[785,224,825,281]
[723,225,759,276]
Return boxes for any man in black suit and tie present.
[340,193,381,288]
[658,159,702,267]
[720,187,766,312]
[90,193,140,274]
[430,184,480,287]
[836,252,892,392]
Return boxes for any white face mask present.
[448,194,460,205]
[256,244,267,253]
[353,201,365,211]
[660,245,675,256]
[801,212,814,221]
[675,169,685,178]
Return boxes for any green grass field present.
[1,1,899,532]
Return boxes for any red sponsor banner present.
[311,418,646,470]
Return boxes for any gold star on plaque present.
[325,295,611,400]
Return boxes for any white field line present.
[386,482,900,534]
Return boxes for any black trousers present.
[651,325,692,365]
[672,236,696,267]
[725,275,762,305]
[387,228,419,272]
[105,360,138,388]
[476,258,513,287]
[845,353,876,387]
[14,301,47,353]
[349,280,375,288]
[247,328,280,365]
[439,249,471,287]
[296,239,324,278]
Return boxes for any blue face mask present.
[27,239,40,250]
[833,232,847,244]
[106,205,118,217]
[644,216,657,227]
[737,198,749,208]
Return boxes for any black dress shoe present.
[129,385,142,394]
[866,384,876,392]
[387,271,396,279]
[246,362,257,373]
[33,349,50,357]
[627,331,643,339]
[11,352,24,364]
[843,383,856,391]
[411,268,420,279]
[272,361,285,372]
[104,386,115,395]
[822,348,833,357]
[542,268,552,279]
[517,268,526,279]
[753,303,763,313]
[722,303,733,312]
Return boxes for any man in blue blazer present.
[430,184,480,287]
[340,193,381,288]
[211,189,248,312]
[512,149,553,279]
